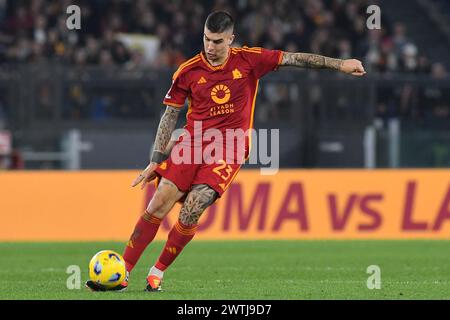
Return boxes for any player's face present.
[203,27,234,63]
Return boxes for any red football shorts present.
[154,137,243,197]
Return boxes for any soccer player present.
[86,11,365,292]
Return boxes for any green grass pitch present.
[1,240,449,299]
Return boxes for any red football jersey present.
[163,47,283,138]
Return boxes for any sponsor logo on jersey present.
[211,84,231,104]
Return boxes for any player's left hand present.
[340,59,366,76]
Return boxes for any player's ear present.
[229,34,235,45]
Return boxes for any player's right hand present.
[132,162,158,189]
[340,59,366,76]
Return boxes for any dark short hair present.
[205,11,234,33]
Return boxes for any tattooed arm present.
[150,105,181,163]
[280,52,366,76]
[131,105,181,188]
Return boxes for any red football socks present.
[155,220,197,271]
[123,210,162,273]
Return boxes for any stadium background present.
[0,0,450,299]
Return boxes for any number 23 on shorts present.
[211,159,240,192]
[212,159,234,181]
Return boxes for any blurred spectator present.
[36,84,55,118]
[0,150,24,170]
[420,63,450,120]
[398,43,418,73]
[91,95,113,120]
[0,100,7,129]
[392,23,409,55]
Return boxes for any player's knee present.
[146,190,172,219]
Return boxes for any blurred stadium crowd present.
[0,0,447,122]
[0,0,447,75]
[0,0,449,170]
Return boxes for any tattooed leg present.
[179,184,218,226]
[123,178,184,274]
[148,184,218,277]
